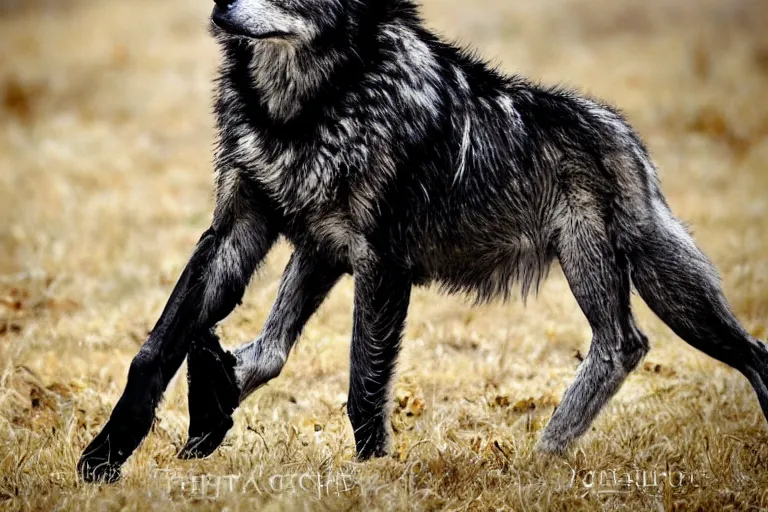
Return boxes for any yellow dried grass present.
[1,0,767,510]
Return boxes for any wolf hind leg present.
[629,201,768,420]
[537,219,649,454]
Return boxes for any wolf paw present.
[180,335,239,460]
[535,434,570,456]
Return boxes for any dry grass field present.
[1,0,768,510]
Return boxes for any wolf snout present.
[213,0,236,9]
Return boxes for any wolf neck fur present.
[244,42,336,121]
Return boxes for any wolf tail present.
[624,188,768,418]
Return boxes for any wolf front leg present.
[179,328,240,461]
[347,259,411,460]
[233,248,345,399]
[179,247,344,459]
[77,181,278,483]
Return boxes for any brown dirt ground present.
[1,0,768,510]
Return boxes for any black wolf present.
[78,0,768,482]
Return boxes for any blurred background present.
[1,0,767,509]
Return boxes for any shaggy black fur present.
[78,0,768,482]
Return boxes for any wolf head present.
[210,0,349,46]
[210,0,422,120]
